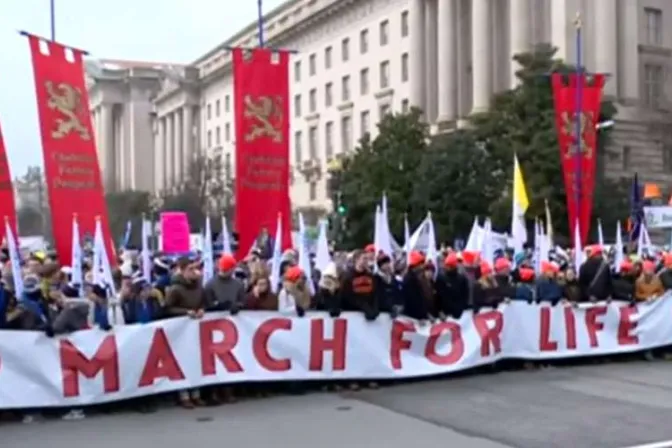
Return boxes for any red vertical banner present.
[26,35,114,265]
[0,122,17,241]
[232,48,292,259]
[551,73,605,245]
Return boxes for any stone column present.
[182,106,193,181]
[425,0,438,122]
[173,111,182,184]
[155,118,165,194]
[595,0,618,97]
[436,0,456,123]
[100,104,115,192]
[618,0,638,103]
[471,0,492,114]
[165,115,174,189]
[509,0,530,88]
[409,0,426,115]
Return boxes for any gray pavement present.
[3,360,672,448]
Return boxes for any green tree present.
[334,108,429,248]
[17,206,43,236]
[412,130,503,241]
[105,190,151,247]
[469,43,620,240]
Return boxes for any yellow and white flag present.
[511,154,529,253]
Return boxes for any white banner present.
[644,206,672,229]
[2,295,672,409]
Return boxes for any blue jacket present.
[535,278,563,305]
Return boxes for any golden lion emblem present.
[561,111,593,159]
[243,95,283,143]
[45,81,91,141]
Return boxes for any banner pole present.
[574,12,583,241]
[257,0,264,47]
[50,0,56,41]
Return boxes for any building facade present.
[86,0,672,210]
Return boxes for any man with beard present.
[578,246,612,301]
[436,252,469,319]
[340,250,379,321]
[164,258,206,408]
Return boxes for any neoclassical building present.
[86,0,672,210]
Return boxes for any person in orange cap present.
[204,254,246,316]
[515,266,536,304]
[578,241,612,302]
[435,252,469,319]
[278,265,311,316]
[473,261,501,312]
[364,243,376,267]
[461,250,480,268]
[402,250,437,322]
[612,259,636,304]
[658,253,672,289]
[493,257,516,302]
[536,261,563,305]
[635,260,664,302]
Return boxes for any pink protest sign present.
[160,212,190,253]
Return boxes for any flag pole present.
[257,0,264,47]
[574,12,582,239]
[50,0,56,40]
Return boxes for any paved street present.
[2,360,672,448]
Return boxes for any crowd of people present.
[1,241,671,419]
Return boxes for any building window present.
[294,61,301,82]
[360,29,369,54]
[325,121,334,160]
[644,8,663,46]
[401,53,409,82]
[207,103,212,120]
[380,60,390,89]
[294,131,302,164]
[325,82,333,107]
[309,126,318,159]
[294,94,302,117]
[215,100,221,117]
[644,64,664,108]
[360,110,370,137]
[225,123,231,141]
[401,11,409,37]
[360,68,369,95]
[341,116,352,152]
[380,20,389,46]
[401,99,410,113]
[342,75,351,102]
[207,130,212,147]
[622,146,631,170]
[309,88,317,113]
[309,182,317,201]
[216,126,221,145]
[309,53,317,76]
[325,46,332,69]
[225,95,230,112]
[379,104,391,119]
[341,38,350,62]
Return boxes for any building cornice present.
[196,0,356,89]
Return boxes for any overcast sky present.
[0,0,285,178]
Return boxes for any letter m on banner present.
[25,34,114,265]
[232,48,292,260]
